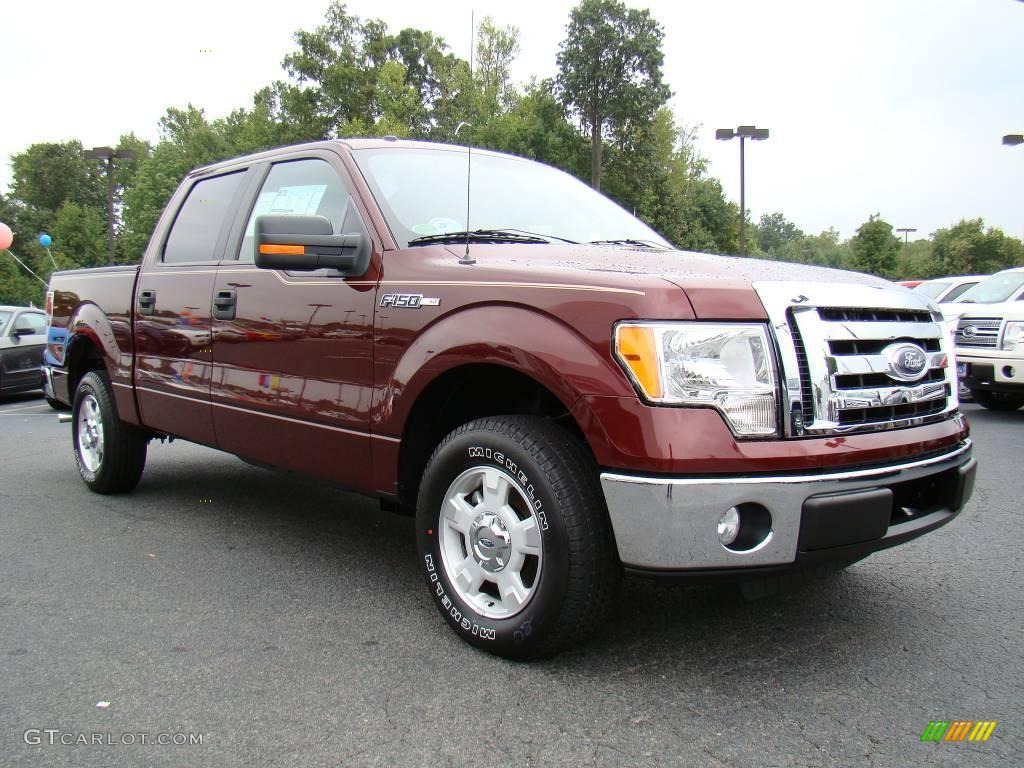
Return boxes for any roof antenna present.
[456,10,476,266]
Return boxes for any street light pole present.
[896,227,917,259]
[84,146,136,265]
[716,125,769,256]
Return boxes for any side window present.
[238,159,351,262]
[16,313,46,334]
[163,171,246,263]
[943,283,975,302]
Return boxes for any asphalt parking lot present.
[1,394,1021,767]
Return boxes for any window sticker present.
[246,184,328,235]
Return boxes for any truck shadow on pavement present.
[127,447,928,684]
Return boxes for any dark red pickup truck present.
[45,139,976,658]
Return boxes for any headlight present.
[1001,321,1024,351]
[614,322,778,436]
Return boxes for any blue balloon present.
[38,233,52,248]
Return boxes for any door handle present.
[138,289,156,316]
[212,289,237,320]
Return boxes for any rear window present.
[163,171,246,263]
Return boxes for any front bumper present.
[957,351,1024,395]
[600,441,975,573]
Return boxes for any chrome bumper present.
[41,365,56,399]
[600,441,975,571]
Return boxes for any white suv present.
[952,267,1024,411]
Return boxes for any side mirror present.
[254,214,370,275]
[12,326,35,337]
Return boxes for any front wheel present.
[416,415,619,659]
[72,371,148,493]
[972,389,1024,411]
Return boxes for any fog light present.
[717,507,741,546]
[1004,366,1015,379]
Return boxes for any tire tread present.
[422,415,620,658]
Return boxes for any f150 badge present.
[380,293,440,308]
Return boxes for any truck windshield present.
[353,146,672,250]
[955,272,1024,303]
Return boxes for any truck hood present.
[555,246,890,286]
[943,300,1024,321]
[452,244,900,319]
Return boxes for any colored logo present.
[884,342,929,381]
[920,721,997,742]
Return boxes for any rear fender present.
[65,302,139,424]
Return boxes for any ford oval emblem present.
[884,342,929,381]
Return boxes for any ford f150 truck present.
[950,267,1024,411]
[45,139,976,658]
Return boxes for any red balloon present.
[0,222,12,250]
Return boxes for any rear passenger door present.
[134,168,251,446]
[209,150,380,488]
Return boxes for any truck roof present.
[188,137,487,178]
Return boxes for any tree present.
[757,212,804,255]
[10,141,105,214]
[556,0,670,190]
[850,214,900,277]
[275,2,464,140]
[474,80,589,178]
[475,18,520,119]
[930,218,1024,277]
[52,202,106,269]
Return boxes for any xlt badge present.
[380,293,440,308]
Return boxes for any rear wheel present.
[416,415,619,659]
[972,390,1024,411]
[72,371,148,493]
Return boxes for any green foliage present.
[556,0,670,190]
[757,212,805,255]
[10,141,104,213]
[475,18,520,119]
[273,2,465,139]
[473,81,590,178]
[894,238,935,280]
[53,202,106,268]
[850,214,900,277]
[930,218,1024,277]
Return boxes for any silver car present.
[0,305,47,397]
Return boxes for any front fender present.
[374,305,634,434]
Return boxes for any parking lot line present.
[0,403,53,414]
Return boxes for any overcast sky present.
[3,0,1022,241]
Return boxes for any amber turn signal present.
[615,325,663,399]
[259,244,304,255]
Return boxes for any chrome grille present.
[754,282,958,437]
[954,317,1001,349]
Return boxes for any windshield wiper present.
[407,229,552,247]
[587,238,670,250]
